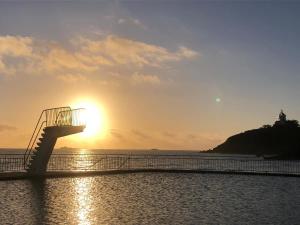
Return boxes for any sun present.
[71,99,107,139]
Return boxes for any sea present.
[0,149,300,225]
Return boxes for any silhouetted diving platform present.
[23,107,86,175]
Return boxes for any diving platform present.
[24,107,85,175]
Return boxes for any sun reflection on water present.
[73,149,93,170]
[74,178,93,225]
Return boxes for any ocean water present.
[0,173,299,225]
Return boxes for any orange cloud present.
[56,73,87,83]
[130,72,161,85]
[0,35,199,82]
[74,35,199,67]
[0,36,33,76]
[0,35,32,57]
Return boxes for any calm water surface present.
[0,173,299,225]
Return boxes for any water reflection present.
[74,178,93,225]
[29,179,48,224]
[1,174,300,224]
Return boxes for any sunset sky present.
[1,1,300,150]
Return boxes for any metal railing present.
[45,107,71,127]
[1,154,299,176]
[23,107,86,169]
[55,108,86,126]
[0,154,24,172]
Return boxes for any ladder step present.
[36,142,42,147]
[27,166,34,171]
[43,127,50,132]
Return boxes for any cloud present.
[117,18,146,29]
[130,72,161,85]
[0,34,199,82]
[183,133,223,149]
[105,128,223,150]
[133,19,142,26]
[0,36,33,57]
[117,18,125,24]
[0,124,17,133]
[131,129,151,140]
[75,35,198,67]
[56,73,87,83]
[110,129,124,139]
[162,131,177,138]
[0,35,34,76]
[177,46,199,58]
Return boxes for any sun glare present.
[71,100,107,139]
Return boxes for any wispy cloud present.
[110,129,124,139]
[117,18,125,24]
[131,129,151,140]
[117,17,147,29]
[130,72,161,85]
[0,36,32,57]
[0,35,34,76]
[162,131,177,138]
[0,34,199,83]
[0,124,17,133]
[75,35,198,67]
[177,46,199,59]
[108,129,223,150]
[56,73,87,83]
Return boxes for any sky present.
[1,0,300,150]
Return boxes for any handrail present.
[45,107,71,127]
[78,156,108,169]
[23,106,71,169]
[55,108,86,127]
[117,156,130,169]
[24,121,46,168]
[55,109,72,126]
[3,154,300,175]
[23,110,46,168]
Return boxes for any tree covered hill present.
[211,111,300,159]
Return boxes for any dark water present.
[0,173,299,225]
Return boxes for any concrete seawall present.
[1,169,300,181]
